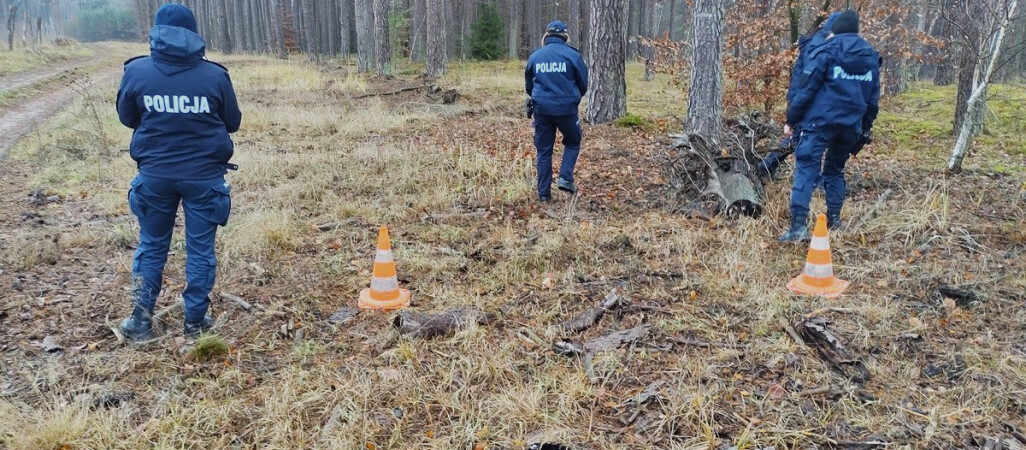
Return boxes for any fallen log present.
[796,316,870,383]
[553,288,630,334]
[392,306,490,339]
[553,324,652,356]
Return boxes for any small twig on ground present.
[583,352,598,383]
[420,211,489,221]
[153,299,184,321]
[353,84,428,99]
[219,292,252,311]
[851,188,893,230]
[669,337,747,349]
[780,317,807,349]
[803,307,855,319]
[798,385,840,396]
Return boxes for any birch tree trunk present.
[949,0,1019,172]
[686,0,725,139]
[585,0,628,124]
[373,0,391,75]
[426,0,446,77]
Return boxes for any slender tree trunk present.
[425,0,446,77]
[340,0,353,57]
[687,0,726,139]
[355,0,375,72]
[585,0,628,124]
[949,0,1019,171]
[7,6,16,51]
[506,0,521,58]
[567,0,581,47]
[626,0,639,59]
[668,0,677,40]
[373,0,391,75]
[270,0,287,57]
[410,0,426,59]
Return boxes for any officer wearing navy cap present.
[525,20,589,202]
[116,4,242,340]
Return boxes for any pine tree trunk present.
[410,0,426,60]
[668,0,677,40]
[567,0,581,47]
[301,0,317,60]
[355,0,375,72]
[232,0,246,52]
[7,6,16,51]
[506,0,521,58]
[216,0,232,53]
[686,0,725,139]
[340,0,353,57]
[585,0,628,124]
[626,0,639,59]
[373,0,391,75]
[270,0,287,57]
[425,0,446,77]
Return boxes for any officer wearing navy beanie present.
[780,10,880,241]
[525,20,589,202]
[116,4,242,340]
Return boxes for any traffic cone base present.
[358,226,411,311]
[787,213,849,298]
[359,288,411,310]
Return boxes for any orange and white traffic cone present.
[358,226,411,310]
[787,213,849,299]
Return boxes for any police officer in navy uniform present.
[779,10,879,241]
[525,21,589,202]
[116,4,242,340]
[759,12,841,179]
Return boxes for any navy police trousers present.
[128,174,231,322]
[533,113,582,198]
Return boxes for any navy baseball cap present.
[546,21,569,34]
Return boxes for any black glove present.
[852,130,872,156]
[525,98,535,119]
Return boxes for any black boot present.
[183,315,215,338]
[778,217,811,242]
[556,177,577,194]
[120,306,155,342]
[827,212,842,230]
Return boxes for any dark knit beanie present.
[155,4,198,33]
[831,10,859,35]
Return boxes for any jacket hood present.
[830,34,879,75]
[149,25,206,75]
[810,12,842,46]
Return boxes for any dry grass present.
[0,41,92,76]
[1,54,1024,449]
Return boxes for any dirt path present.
[0,69,120,157]
[0,44,130,158]
[0,55,97,94]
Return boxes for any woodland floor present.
[0,48,1025,449]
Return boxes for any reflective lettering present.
[140,95,212,114]
[832,66,873,82]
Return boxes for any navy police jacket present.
[786,33,880,133]
[525,37,589,117]
[117,25,242,180]
[786,12,840,105]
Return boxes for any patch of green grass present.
[191,336,229,361]
[613,113,649,128]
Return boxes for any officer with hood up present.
[759,11,841,179]
[779,10,880,241]
[116,4,242,340]
[525,20,589,202]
